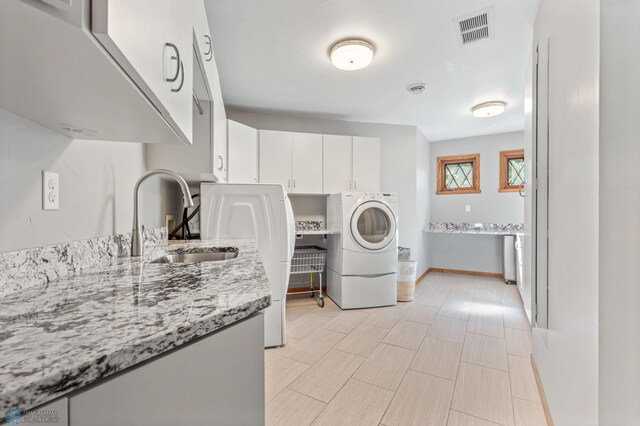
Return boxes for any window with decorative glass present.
[499,149,525,192]
[436,154,481,194]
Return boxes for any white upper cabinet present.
[322,135,380,193]
[259,130,293,190]
[146,1,231,182]
[228,120,258,184]
[259,130,324,193]
[0,0,189,144]
[291,133,323,194]
[92,0,194,144]
[352,136,381,192]
[323,135,353,193]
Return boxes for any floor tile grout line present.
[284,388,329,425]
[449,408,504,426]
[459,359,511,375]
[406,367,457,384]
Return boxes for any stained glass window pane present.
[507,158,524,186]
[444,162,474,189]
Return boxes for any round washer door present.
[350,201,397,250]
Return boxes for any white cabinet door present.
[69,314,265,426]
[193,1,227,180]
[259,130,292,190]
[92,0,193,144]
[323,135,353,194]
[291,132,323,193]
[228,120,258,183]
[352,136,381,192]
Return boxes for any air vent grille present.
[459,13,488,33]
[462,26,489,44]
[454,8,493,45]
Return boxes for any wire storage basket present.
[289,246,327,307]
[291,246,327,274]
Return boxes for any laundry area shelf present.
[295,229,341,236]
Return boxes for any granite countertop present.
[425,223,524,236]
[294,220,340,235]
[0,239,270,412]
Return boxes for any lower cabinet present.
[67,313,264,426]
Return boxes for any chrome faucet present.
[131,169,194,257]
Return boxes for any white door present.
[352,136,380,192]
[259,130,292,190]
[323,135,353,193]
[228,120,258,183]
[92,0,194,144]
[291,132,323,193]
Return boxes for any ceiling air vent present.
[454,7,494,46]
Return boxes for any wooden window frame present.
[499,149,525,192]
[436,154,481,195]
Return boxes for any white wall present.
[0,108,176,253]
[599,1,640,424]
[228,109,430,275]
[527,1,600,424]
[430,131,525,224]
[427,131,524,275]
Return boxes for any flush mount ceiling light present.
[329,39,375,71]
[472,101,506,118]
[407,83,426,95]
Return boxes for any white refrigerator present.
[200,183,295,347]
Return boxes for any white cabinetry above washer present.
[253,129,380,194]
[323,135,353,193]
[258,130,323,194]
[323,135,381,193]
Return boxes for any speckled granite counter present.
[426,222,524,235]
[0,239,270,413]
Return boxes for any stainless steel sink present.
[150,251,238,264]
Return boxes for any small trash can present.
[397,260,417,302]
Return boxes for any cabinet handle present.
[216,155,224,171]
[293,179,296,188]
[204,35,213,61]
[354,180,357,190]
[171,60,185,93]
[518,182,526,198]
[164,43,181,83]
[287,179,291,189]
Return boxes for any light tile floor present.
[265,273,547,426]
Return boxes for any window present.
[436,154,481,194]
[499,149,525,192]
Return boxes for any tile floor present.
[265,273,546,426]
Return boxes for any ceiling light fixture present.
[407,83,426,95]
[329,39,375,71]
[471,101,506,118]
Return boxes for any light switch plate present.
[42,171,60,210]
[465,204,471,213]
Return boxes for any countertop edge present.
[11,295,271,413]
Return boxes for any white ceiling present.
[205,0,539,141]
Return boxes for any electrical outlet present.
[42,171,59,210]
[465,204,471,213]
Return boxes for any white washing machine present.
[326,192,398,309]
[200,183,295,348]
